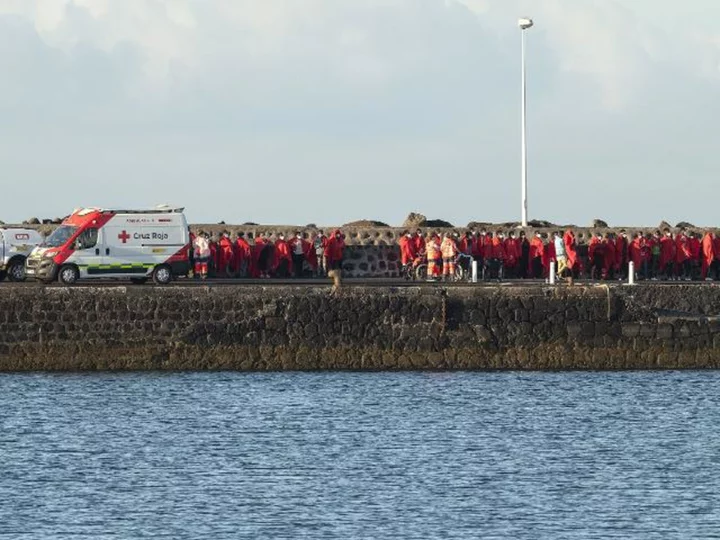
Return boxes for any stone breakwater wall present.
[1,285,720,371]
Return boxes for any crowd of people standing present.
[190,230,345,280]
[399,227,720,282]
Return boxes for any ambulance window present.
[76,228,99,250]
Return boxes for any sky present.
[0,0,718,227]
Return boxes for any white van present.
[0,228,44,282]
[25,206,191,284]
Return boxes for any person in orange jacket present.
[529,232,544,278]
[425,233,441,281]
[701,232,717,280]
[659,228,676,279]
[440,232,458,281]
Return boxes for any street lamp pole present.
[518,18,533,228]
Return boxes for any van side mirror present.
[74,240,82,251]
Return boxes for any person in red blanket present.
[701,232,717,281]
[542,234,555,279]
[615,230,629,279]
[689,232,701,280]
[675,229,692,280]
[253,233,271,279]
[588,233,606,280]
[325,229,345,290]
[504,231,521,278]
[273,233,292,277]
[529,232,544,278]
[234,232,251,277]
[659,229,676,279]
[325,229,345,273]
[208,233,219,278]
[217,232,235,277]
[563,229,578,277]
[628,232,644,280]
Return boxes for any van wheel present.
[130,277,148,285]
[7,260,26,282]
[59,265,80,285]
[152,265,172,285]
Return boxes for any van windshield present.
[44,225,78,248]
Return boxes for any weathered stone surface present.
[0,284,719,371]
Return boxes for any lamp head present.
[518,18,534,30]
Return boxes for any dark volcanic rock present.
[343,220,390,228]
[676,221,695,229]
[592,219,608,228]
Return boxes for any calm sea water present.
[1,371,719,539]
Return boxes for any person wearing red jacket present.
[274,234,293,277]
[529,232,544,278]
[486,231,506,280]
[234,232,251,277]
[659,229,676,279]
[701,232,717,280]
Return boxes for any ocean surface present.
[1,371,719,539]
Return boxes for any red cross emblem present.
[118,230,131,244]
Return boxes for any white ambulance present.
[0,228,44,282]
[25,206,191,285]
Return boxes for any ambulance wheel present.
[58,265,80,285]
[152,265,172,285]
[7,260,26,282]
